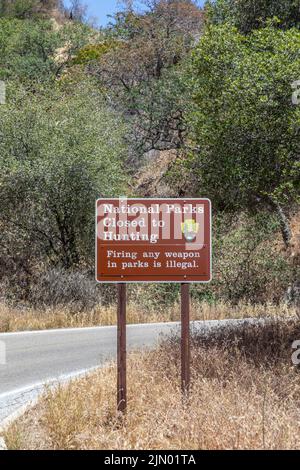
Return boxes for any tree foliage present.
[205,0,300,33]
[0,17,93,83]
[86,0,203,162]
[0,0,299,306]
[178,25,300,222]
[0,81,127,273]
[0,0,60,19]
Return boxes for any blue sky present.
[65,1,205,27]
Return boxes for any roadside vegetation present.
[3,319,300,450]
[0,300,297,332]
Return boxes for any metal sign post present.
[117,283,127,412]
[181,283,190,396]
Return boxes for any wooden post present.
[181,283,190,396]
[117,283,127,412]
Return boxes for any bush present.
[71,42,118,65]
[129,283,180,312]
[29,269,100,312]
[192,212,291,305]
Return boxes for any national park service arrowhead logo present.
[181,219,199,242]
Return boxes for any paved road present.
[0,322,181,424]
[0,318,261,425]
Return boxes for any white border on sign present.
[95,198,212,284]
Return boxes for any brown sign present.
[96,198,212,283]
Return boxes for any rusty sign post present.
[96,198,212,412]
[181,283,190,396]
[117,283,127,412]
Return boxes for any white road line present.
[0,365,105,431]
[0,321,180,338]
[0,365,101,402]
[0,318,255,338]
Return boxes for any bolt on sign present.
[96,198,212,283]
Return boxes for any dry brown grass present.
[0,301,297,333]
[3,319,300,450]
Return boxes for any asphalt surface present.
[0,318,260,425]
[0,322,180,424]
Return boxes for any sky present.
[65,1,206,27]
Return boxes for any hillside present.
[0,0,299,321]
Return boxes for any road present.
[0,322,181,424]
[0,318,260,426]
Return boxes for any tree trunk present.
[273,201,292,249]
[269,199,299,310]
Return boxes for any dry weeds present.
[0,301,296,333]
[3,319,300,450]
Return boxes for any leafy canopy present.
[0,80,127,267]
[182,25,300,211]
[205,0,300,33]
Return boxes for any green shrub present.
[72,42,119,65]
[193,212,291,304]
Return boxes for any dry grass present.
[3,319,300,450]
[0,301,297,333]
